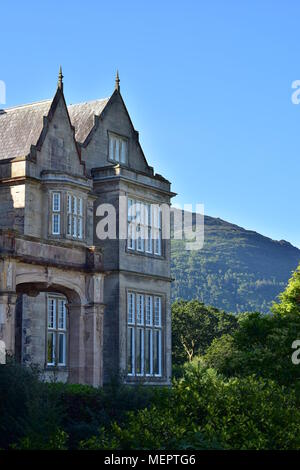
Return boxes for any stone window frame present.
[66,192,84,241]
[126,289,165,380]
[107,130,129,165]
[48,189,86,242]
[126,196,164,258]
[50,191,62,236]
[45,293,68,369]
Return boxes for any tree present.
[204,264,300,386]
[272,265,300,316]
[80,364,300,450]
[172,300,237,365]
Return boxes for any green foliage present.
[80,364,300,450]
[3,267,300,451]
[177,364,300,450]
[172,300,237,365]
[204,312,300,386]
[0,361,64,449]
[0,363,160,450]
[204,267,300,387]
[171,214,300,313]
[272,265,300,316]
[11,429,68,450]
[49,380,159,449]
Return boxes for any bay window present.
[127,292,162,378]
[127,198,162,256]
[50,190,84,240]
[67,193,83,239]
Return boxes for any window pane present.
[127,221,135,250]
[48,298,56,328]
[146,204,152,253]
[52,214,60,235]
[146,227,152,253]
[52,193,60,212]
[58,333,66,365]
[58,300,66,330]
[146,295,153,326]
[127,327,134,375]
[136,294,144,325]
[154,228,162,255]
[121,140,126,163]
[127,199,135,250]
[115,139,120,162]
[67,194,72,214]
[145,329,152,375]
[136,328,144,375]
[73,196,77,215]
[78,217,83,239]
[72,215,77,237]
[153,329,161,375]
[47,332,55,365]
[137,230,144,251]
[128,292,135,324]
[67,214,72,236]
[154,297,161,327]
[78,198,83,216]
[109,135,114,160]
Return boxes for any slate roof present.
[68,98,109,143]
[0,96,110,161]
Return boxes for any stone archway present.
[0,259,105,386]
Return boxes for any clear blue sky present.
[2,0,300,247]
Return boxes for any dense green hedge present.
[1,361,300,450]
[80,364,300,450]
[0,362,161,450]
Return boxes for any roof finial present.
[58,66,64,91]
[115,70,120,92]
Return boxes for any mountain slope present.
[171,214,300,313]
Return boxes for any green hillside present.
[171,214,300,313]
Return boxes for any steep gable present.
[0,74,153,176]
[79,90,152,174]
[34,87,85,175]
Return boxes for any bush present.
[0,361,63,449]
[204,311,300,387]
[178,364,300,450]
[48,379,161,449]
[172,300,237,366]
[81,364,300,450]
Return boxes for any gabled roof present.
[68,98,109,143]
[0,100,52,160]
[0,96,110,161]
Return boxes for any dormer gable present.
[33,76,85,177]
[72,74,153,175]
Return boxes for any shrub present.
[81,364,300,450]
[204,311,300,387]
[0,361,63,449]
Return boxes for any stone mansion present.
[0,70,174,386]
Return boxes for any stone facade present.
[0,72,174,386]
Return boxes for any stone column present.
[84,303,105,387]
[68,303,85,384]
[0,293,17,357]
[0,258,17,359]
